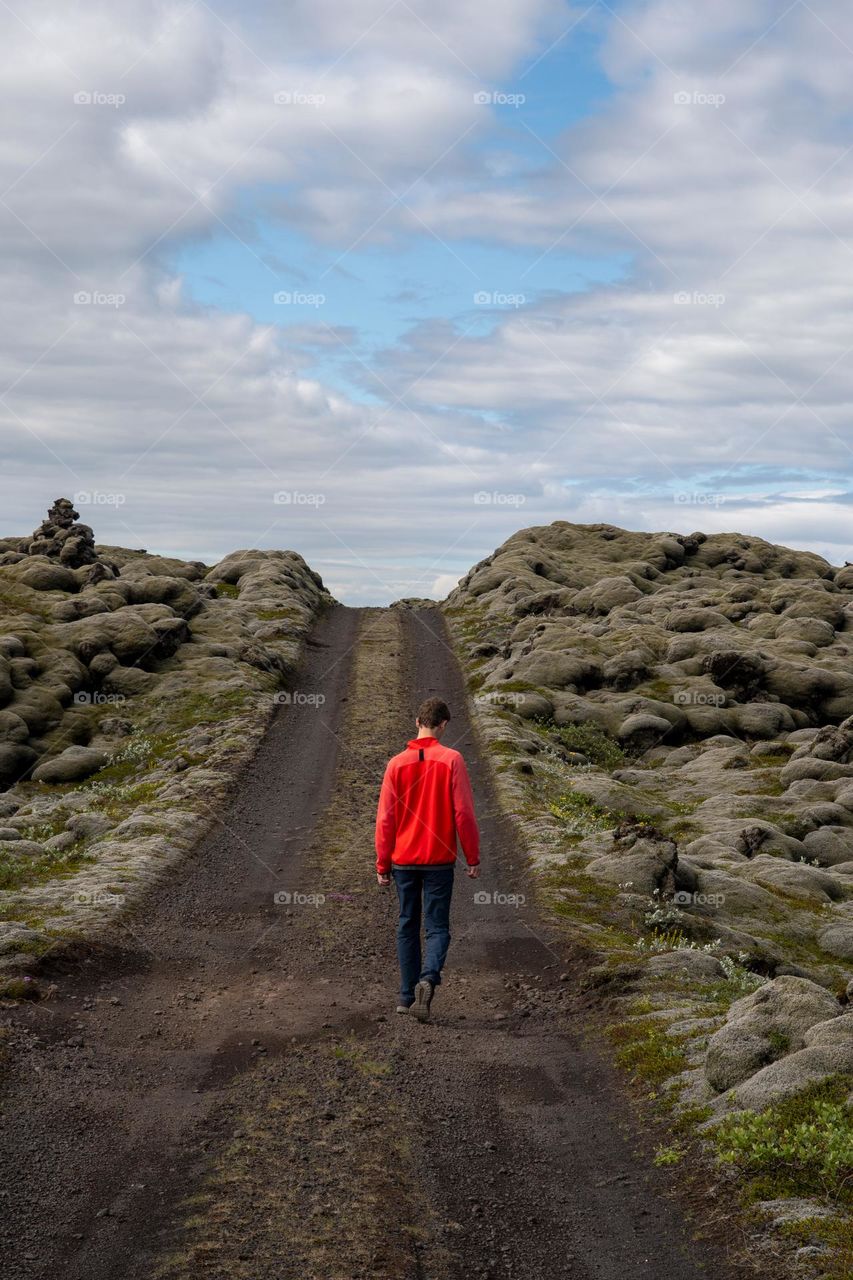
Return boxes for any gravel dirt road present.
[0,605,758,1280]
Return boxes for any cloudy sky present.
[2,0,852,603]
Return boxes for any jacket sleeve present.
[451,754,480,865]
[375,761,397,874]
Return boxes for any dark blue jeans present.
[392,865,454,1005]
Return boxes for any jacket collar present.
[408,736,437,750]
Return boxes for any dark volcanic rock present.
[28,498,97,569]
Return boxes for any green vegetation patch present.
[776,812,813,841]
[161,687,256,733]
[777,1214,853,1280]
[0,976,41,1001]
[543,860,622,908]
[653,1142,685,1166]
[607,1019,690,1084]
[254,607,300,622]
[713,1075,853,1206]
[747,754,791,770]
[0,840,92,891]
[549,790,617,837]
[535,717,625,769]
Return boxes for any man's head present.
[416,696,450,738]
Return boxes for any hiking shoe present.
[396,1003,411,1015]
[413,979,434,1023]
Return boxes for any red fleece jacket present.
[375,736,480,874]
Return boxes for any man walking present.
[375,697,480,1022]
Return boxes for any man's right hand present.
[377,872,391,886]
[466,863,481,879]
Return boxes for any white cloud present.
[430,572,461,599]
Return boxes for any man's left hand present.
[377,872,391,886]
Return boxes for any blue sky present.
[170,30,625,401]
[173,232,629,400]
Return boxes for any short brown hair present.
[417,697,450,729]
